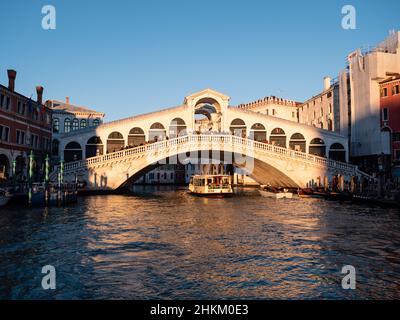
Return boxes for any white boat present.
[188,174,233,197]
[0,189,11,207]
[259,186,293,199]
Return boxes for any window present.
[266,109,269,116]
[31,134,39,149]
[0,125,10,142]
[272,109,276,116]
[16,130,25,145]
[0,94,4,107]
[392,132,400,142]
[93,118,100,126]
[292,112,295,118]
[80,119,87,128]
[329,103,332,113]
[321,108,324,117]
[72,118,79,131]
[42,137,50,152]
[5,97,10,110]
[327,92,332,98]
[393,84,400,95]
[53,118,60,132]
[64,118,71,133]
[382,108,389,121]
[381,87,388,97]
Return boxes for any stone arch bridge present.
[52,89,370,190]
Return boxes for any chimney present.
[7,69,17,92]
[323,76,331,91]
[66,97,70,104]
[36,86,44,105]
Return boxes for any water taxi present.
[188,174,233,197]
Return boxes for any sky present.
[0,0,399,122]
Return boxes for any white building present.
[298,77,340,132]
[237,96,299,122]
[47,97,105,161]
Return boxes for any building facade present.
[47,98,105,162]
[380,76,400,181]
[237,96,299,123]
[0,69,52,181]
[343,31,400,173]
[298,77,340,132]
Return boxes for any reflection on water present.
[0,186,399,299]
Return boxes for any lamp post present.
[28,150,34,207]
[44,154,50,205]
[12,158,16,189]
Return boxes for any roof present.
[49,100,105,115]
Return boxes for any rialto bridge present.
[52,89,369,190]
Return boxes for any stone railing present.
[59,134,362,177]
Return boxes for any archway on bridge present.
[309,138,326,157]
[64,141,83,162]
[329,143,346,162]
[270,128,286,147]
[289,133,306,152]
[117,150,300,190]
[249,123,267,142]
[107,132,124,153]
[86,136,104,158]
[169,118,187,138]
[149,123,166,142]
[194,99,221,133]
[230,119,247,138]
[128,127,146,147]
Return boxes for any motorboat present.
[259,185,293,199]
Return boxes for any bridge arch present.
[289,133,306,152]
[169,118,187,138]
[64,141,82,162]
[270,128,286,147]
[149,122,166,142]
[249,123,267,142]
[86,136,104,158]
[230,118,247,137]
[329,143,346,162]
[309,138,326,157]
[128,127,146,147]
[107,132,124,153]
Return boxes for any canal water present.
[0,186,399,299]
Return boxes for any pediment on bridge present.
[184,88,230,107]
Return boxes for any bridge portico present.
[53,89,360,190]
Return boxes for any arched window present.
[93,118,100,127]
[309,138,326,157]
[72,118,79,131]
[169,118,187,138]
[149,123,166,142]
[128,127,146,147]
[249,123,266,142]
[86,136,104,158]
[53,118,59,133]
[52,139,59,157]
[80,119,87,129]
[64,118,71,133]
[329,143,346,162]
[107,132,124,153]
[64,141,82,162]
[289,133,306,152]
[270,128,286,147]
[230,119,246,137]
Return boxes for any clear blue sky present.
[1,0,399,122]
